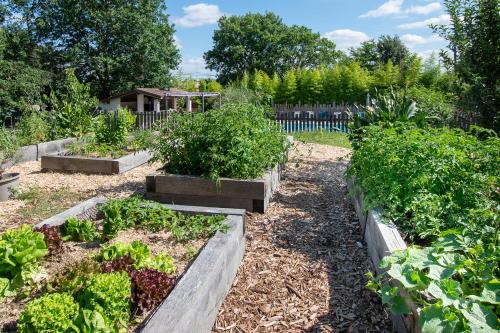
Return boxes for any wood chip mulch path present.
[213,143,394,333]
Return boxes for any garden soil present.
[213,142,395,332]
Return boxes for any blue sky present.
[168,0,450,77]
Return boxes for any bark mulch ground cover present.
[214,142,394,333]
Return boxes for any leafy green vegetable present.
[99,197,228,241]
[18,292,80,333]
[62,217,99,242]
[79,272,131,329]
[0,225,48,299]
[97,241,176,275]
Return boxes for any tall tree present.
[204,12,339,83]
[38,0,180,99]
[433,0,499,130]
[349,40,379,71]
[376,35,410,67]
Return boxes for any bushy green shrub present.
[95,108,134,147]
[79,272,131,327]
[18,292,79,333]
[16,111,51,145]
[153,102,288,181]
[50,69,97,138]
[61,217,99,242]
[406,86,455,126]
[350,124,499,331]
[348,124,498,241]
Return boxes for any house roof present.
[101,87,220,103]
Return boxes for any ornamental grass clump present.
[152,102,288,181]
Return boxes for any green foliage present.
[352,124,499,331]
[433,0,499,131]
[95,108,134,147]
[97,241,176,274]
[153,102,288,181]
[130,129,155,152]
[79,272,131,328]
[0,59,51,122]
[0,127,19,170]
[406,86,455,126]
[18,292,80,333]
[0,225,47,299]
[38,0,180,99]
[348,125,499,241]
[50,69,98,138]
[204,12,339,83]
[61,217,99,242]
[98,197,228,242]
[15,111,51,145]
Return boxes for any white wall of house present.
[98,97,121,111]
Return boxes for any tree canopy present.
[433,0,499,130]
[204,12,339,83]
[37,0,180,99]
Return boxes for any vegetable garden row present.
[347,117,499,331]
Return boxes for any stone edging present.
[35,197,246,333]
[347,178,420,333]
[41,150,152,174]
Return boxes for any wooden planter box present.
[146,166,282,213]
[36,198,246,333]
[347,178,420,333]
[41,150,152,174]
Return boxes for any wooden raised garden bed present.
[41,150,152,174]
[146,165,282,213]
[347,178,419,333]
[1,197,245,333]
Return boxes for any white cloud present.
[173,35,182,49]
[360,0,404,18]
[180,57,215,78]
[401,33,443,45]
[398,14,451,29]
[323,29,370,51]
[406,2,441,15]
[173,3,224,28]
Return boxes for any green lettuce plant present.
[79,272,131,329]
[61,217,99,242]
[0,225,48,299]
[18,292,79,333]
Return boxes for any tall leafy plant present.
[0,126,19,175]
[152,102,288,181]
[49,69,98,138]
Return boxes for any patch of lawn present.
[293,131,351,148]
[16,186,87,220]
